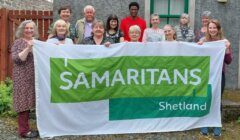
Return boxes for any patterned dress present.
[11,38,35,113]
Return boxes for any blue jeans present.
[200,73,224,136]
[201,127,221,136]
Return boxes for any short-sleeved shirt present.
[120,16,146,42]
[105,30,124,43]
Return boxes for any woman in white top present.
[142,13,165,42]
[46,19,73,45]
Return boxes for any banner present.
[33,41,225,138]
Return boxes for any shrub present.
[237,116,240,124]
[0,78,16,117]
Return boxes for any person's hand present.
[27,40,34,51]
[225,39,231,49]
[224,39,231,54]
[197,41,204,45]
[104,42,111,47]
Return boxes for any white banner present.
[33,40,225,138]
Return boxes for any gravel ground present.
[0,119,18,140]
[1,91,239,140]
[0,117,200,140]
[1,117,240,140]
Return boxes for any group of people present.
[11,1,232,138]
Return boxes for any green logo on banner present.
[50,56,210,119]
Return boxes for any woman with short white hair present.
[47,19,73,45]
[128,25,141,42]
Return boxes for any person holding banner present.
[11,20,39,138]
[163,24,177,42]
[46,19,73,45]
[81,20,113,46]
[128,25,141,42]
[198,19,232,137]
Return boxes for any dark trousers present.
[18,110,30,136]
[221,73,225,111]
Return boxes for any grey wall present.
[195,0,240,89]
[0,0,52,10]
[53,0,145,26]
[53,0,240,89]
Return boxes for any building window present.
[150,0,189,27]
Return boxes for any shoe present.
[200,131,208,136]
[213,133,222,140]
[213,127,221,137]
[213,133,221,136]
[22,130,39,138]
[199,132,210,140]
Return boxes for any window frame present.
[150,0,189,23]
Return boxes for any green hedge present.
[0,78,16,117]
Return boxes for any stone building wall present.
[52,0,240,89]
[53,0,145,26]
[0,0,53,10]
[195,0,240,89]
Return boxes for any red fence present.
[0,8,53,81]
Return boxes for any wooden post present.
[7,10,14,79]
[0,8,8,81]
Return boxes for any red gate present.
[0,8,53,81]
